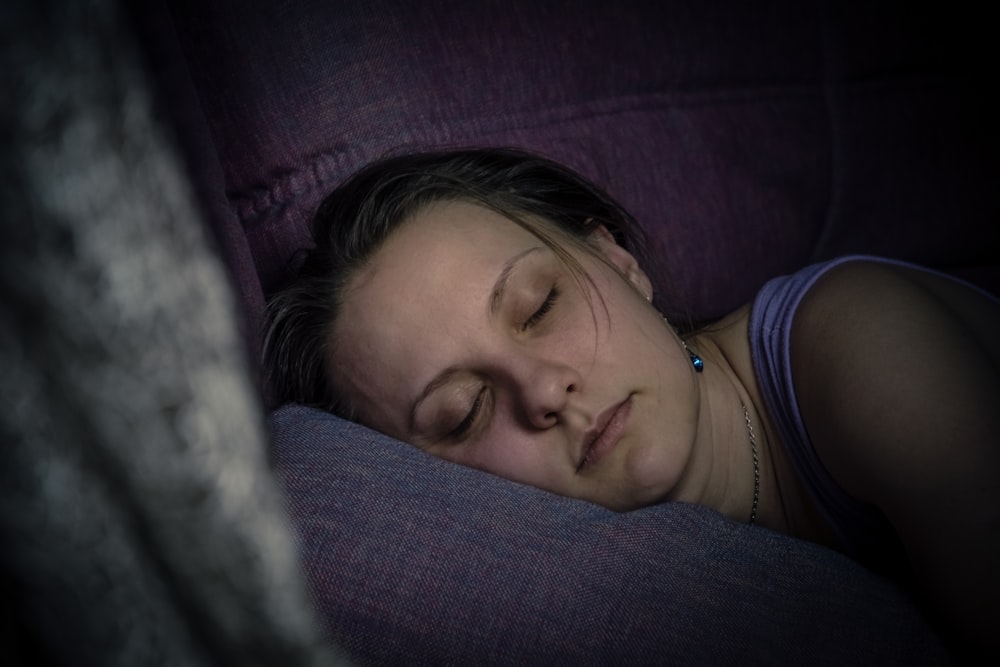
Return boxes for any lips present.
[577,395,632,471]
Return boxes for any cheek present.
[621,442,686,505]
[464,430,531,474]
[463,428,561,489]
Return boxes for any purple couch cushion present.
[168,0,836,322]
[169,0,999,349]
[270,404,948,663]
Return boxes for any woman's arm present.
[790,259,1000,658]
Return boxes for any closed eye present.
[449,386,487,441]
[522,286,559,331]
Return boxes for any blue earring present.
[683,340,704,372]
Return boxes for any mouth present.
[577,395,632,472]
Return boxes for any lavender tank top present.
[748,254,995,559]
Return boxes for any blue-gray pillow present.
[269,404,947,665]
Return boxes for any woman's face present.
[330,199,703,511]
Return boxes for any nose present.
[514,356,582,429]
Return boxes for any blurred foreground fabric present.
[0,1,344,664]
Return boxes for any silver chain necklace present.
[684,339,760,525]
[741,402,760,525]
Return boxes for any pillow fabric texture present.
[155,0,999,662]
[270,405,948,664]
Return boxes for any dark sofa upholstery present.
[146,0,998,663]
[164,0,999,342]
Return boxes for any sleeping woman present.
[261,148,999,658]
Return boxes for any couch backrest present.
[164,0,998,366]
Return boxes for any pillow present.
[270,404,948,664]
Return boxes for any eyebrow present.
[408,246,543,432]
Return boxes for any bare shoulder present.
[790,257,1000,500]
[790,257,1000,654]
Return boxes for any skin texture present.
[331,200,760,515]
[329,199,999,656]
[790,261,1000,657]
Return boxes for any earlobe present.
[591,225,654,301]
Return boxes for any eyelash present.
[450,386,486,440]
[522,286,559,331]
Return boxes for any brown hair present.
[261,147,654,416]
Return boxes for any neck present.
[679,307,841,549]
[667,313,763,524]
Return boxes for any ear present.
[590,225,653,302]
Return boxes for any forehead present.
[350,199,546,309]
[328,200,546,429]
